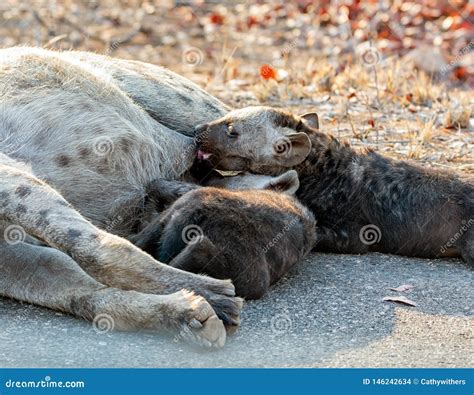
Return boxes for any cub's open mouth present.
[196,150,212,160]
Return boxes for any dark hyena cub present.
[132,180,316,299]
[195,107,474,264]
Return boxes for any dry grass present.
[0,0,472,173]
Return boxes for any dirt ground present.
[1,0,472,173]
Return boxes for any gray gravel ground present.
[0,253,472,368]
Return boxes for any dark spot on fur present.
[120,138,132,154]
[0,191,10,208]
[178,93,193,105]
[0,192,10,207]
[15,204,28,214]
[56,154,71,167]
[79,101,94,112]
[15,185,32,198]
[39,209,50,217]
[96,158,109,174]
[78,146,91,159]
[67,229,82,240]
[205,102,222,114]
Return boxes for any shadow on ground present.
[0,253,472,367]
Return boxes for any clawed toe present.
[194,314,226,348]
[207,278,236,297]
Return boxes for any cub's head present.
[194,106,319,173]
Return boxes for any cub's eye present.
[226,124,239,138]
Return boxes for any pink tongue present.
[197,150,212,160]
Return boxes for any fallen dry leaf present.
[383,296,417,307]
[390,284,415,292]
[260,64,277,80]
[209,12,225,25]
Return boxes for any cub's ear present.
[300,112,319,130]
[273,132,311,167]
[194,123,209,140]
[264,170,300,195]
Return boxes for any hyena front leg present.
[0,239,225,348]
[167,236,221,273]
[0,163,242,328]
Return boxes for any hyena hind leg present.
[0,240,226,348]
[313,224,371,254]
[0,162,241,328]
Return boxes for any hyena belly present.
[65,51,230,136]
[0,47,194,233]
[133,188,316,299]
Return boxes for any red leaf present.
[247,16,258,29]
[454,67,468,80]
[260,64,277,80]
[209,12,224,25]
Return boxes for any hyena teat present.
[132,181,316,300]
[195,108,474,264]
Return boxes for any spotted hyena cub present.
[195,108,474,265]
[132,179,316,300]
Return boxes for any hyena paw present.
[207,291,243,333]
[194,278,243,330]
[169,290,226,348]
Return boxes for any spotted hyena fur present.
[0,47,311,235]
[0,47,322,346]
[0,47,251,348]
[195,110,474,265]
[131,180,316,299]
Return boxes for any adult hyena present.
[0,47,316,347]
[194,109,474,265]
[0,47,247,348]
